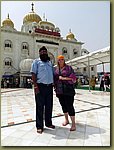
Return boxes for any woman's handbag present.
[55,81,63,95]
[57,67,75,96]
[63,83,75,96]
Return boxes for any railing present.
[35,28,61,37]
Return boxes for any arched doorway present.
[48,52,55,65]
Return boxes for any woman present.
[54,55,76,131]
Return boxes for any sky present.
[1,1,110,71]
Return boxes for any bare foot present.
[70,126,76,131]
[62,121,69,126]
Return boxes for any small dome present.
[19,59,33,72]
[2,14,14,28]
[66,32,75,40]
[23,3,42,24]
[66,29,76,40]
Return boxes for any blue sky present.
[1,1,110,71]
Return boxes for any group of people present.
[1,79,10,88]
[31,46,76,134]
[90,75,110,91]
[99,75,110,91]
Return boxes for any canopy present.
[66,46,110,91]
[66,46,110,69]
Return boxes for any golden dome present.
[23,12,42,24]
[66,29,75,40]
[2,14,14,28]
[39,20,55,28]
[23,3,42,24]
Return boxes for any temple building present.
[1,3,96,87]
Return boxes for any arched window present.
[73,49,78,56]
[46,26,49,30]
[91,67,94,71]
[22,42,29,50]
[41,26,44,29]
[48,52,55,65]
[4,57,12,66]
[4,40,13,50]
[83,67,86,71]
[22,42,29,55]
[62,47,67,54]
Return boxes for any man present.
[30,46,55,134]
[99,76,105,91]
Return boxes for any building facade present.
[1,3,96,88]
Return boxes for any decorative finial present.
[8,13,9,19]
[43,13,45,21]
[69,29,71,33]
[46,18,47,21]
[31,2,34,12]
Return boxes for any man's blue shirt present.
[30,58,53,84]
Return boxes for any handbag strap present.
[59,67,61,76]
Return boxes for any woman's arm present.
[59,66,76,83]
[59,76,72,81]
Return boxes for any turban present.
[39,46,47,52]
[57,55,64,59]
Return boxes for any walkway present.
[1,88,110,146]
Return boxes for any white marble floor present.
[1,88,110,146]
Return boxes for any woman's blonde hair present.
[57,55,65,67]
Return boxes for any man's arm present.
[31,73,39,94]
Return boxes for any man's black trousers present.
[35,83,53,129]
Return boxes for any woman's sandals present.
[62,121,69,126]
[62,122,76,131]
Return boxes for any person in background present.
[104,76,110,91]
[54,55,76,131]
[4,80,7,88]
[99,76,105,91]
[6,80,9,88]
[90,75,96,90]
[1,79,4,88]
[30,46,55,134]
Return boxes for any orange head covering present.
[57,55,64,60]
